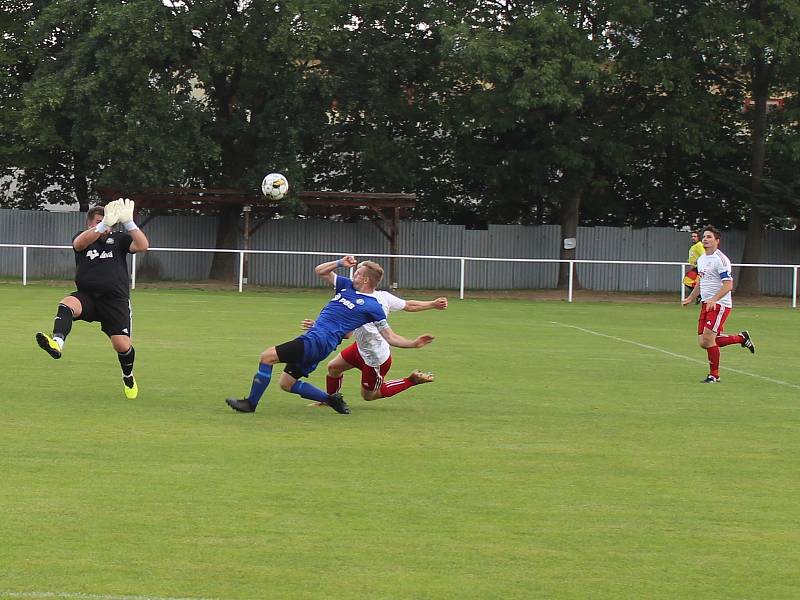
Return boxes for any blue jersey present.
[297,275,388,375]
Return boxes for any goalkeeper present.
[35,198,149,399]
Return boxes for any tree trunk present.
[557,187,582,290]
[207,64,245,282]
[738,207,764,295]
[738,25,770,296]
[74,153,90,212]
[209,205,241,281]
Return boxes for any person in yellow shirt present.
[683,231,704,295]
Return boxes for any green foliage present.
[0,0,798,229]
[611,0,800,229]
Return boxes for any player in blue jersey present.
[225,255,435,414]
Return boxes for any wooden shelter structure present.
[97,187,416,284]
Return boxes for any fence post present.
[131,253,137,290]
[793,266,798,309]
[238,251,245,293]
[460,258,465,300]
[680,264,686,302]
[568,260,574,303]
[22,245,27,286]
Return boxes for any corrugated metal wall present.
[1,209,798,294]
[135,214,219,281]
[247,218,388,288]
[0,210,85,279]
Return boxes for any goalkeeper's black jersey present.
[72,230,133,299]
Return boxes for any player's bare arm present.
[404,297,448,312]
[704,279,733,310]
[314,255,357,285]
[73,226,106,252]
[128,228,149,254]
[379,326,435,349]
[73,199,122,251]
[117,198,148,253]
[682,285,700,306]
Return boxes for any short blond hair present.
[358,260,384,285]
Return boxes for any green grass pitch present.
[1,284,799,599]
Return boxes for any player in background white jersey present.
[303,282,447,401]
[682,226,755,383]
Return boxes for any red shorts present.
[698,303,731,334]
[340,342,392,392]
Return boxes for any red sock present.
[716,334,743,347]
[707,346,721,377]
[379,377,415,398]
[326,375,342,395]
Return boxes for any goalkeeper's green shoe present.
[123,375,138,399]
[36,332,62,359]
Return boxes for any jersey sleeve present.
[384,292,407,312]
[334,274,353,290]
[717,256,733,281]
[369,303,390,329]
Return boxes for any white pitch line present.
[0,592,223,600]
[550,321,800,391]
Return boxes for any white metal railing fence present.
[1,243,798,308]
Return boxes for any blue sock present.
[245,363,273,408]
[290,380,329,403]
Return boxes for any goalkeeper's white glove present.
[96,200,121,233]
[118,198,137,231]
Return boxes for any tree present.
[438,1,645,287]
[620,0,800,291]
[736,0,800,293]
[162,0,346,278]
[2,0,211,211]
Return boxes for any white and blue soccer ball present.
[261,172,289,201]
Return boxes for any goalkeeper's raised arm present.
[117,198,149,254]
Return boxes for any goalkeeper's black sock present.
[52,303,73,346]
[118,346,135,377]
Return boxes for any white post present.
[793,266,798,309]
[238,251,245,293]
[131,253,137,290]
[22,245,27,286]
[568,261,574,303]
[460,258,465,300]
[680,264,686,302]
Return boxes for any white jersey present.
[353,291,407,366]
[697,249,733,308]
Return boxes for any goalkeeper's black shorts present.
[71,291,132,338]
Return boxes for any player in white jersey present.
[682,226,755,383]
[304,283,447,401]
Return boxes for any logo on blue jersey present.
[331,292,357,310]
